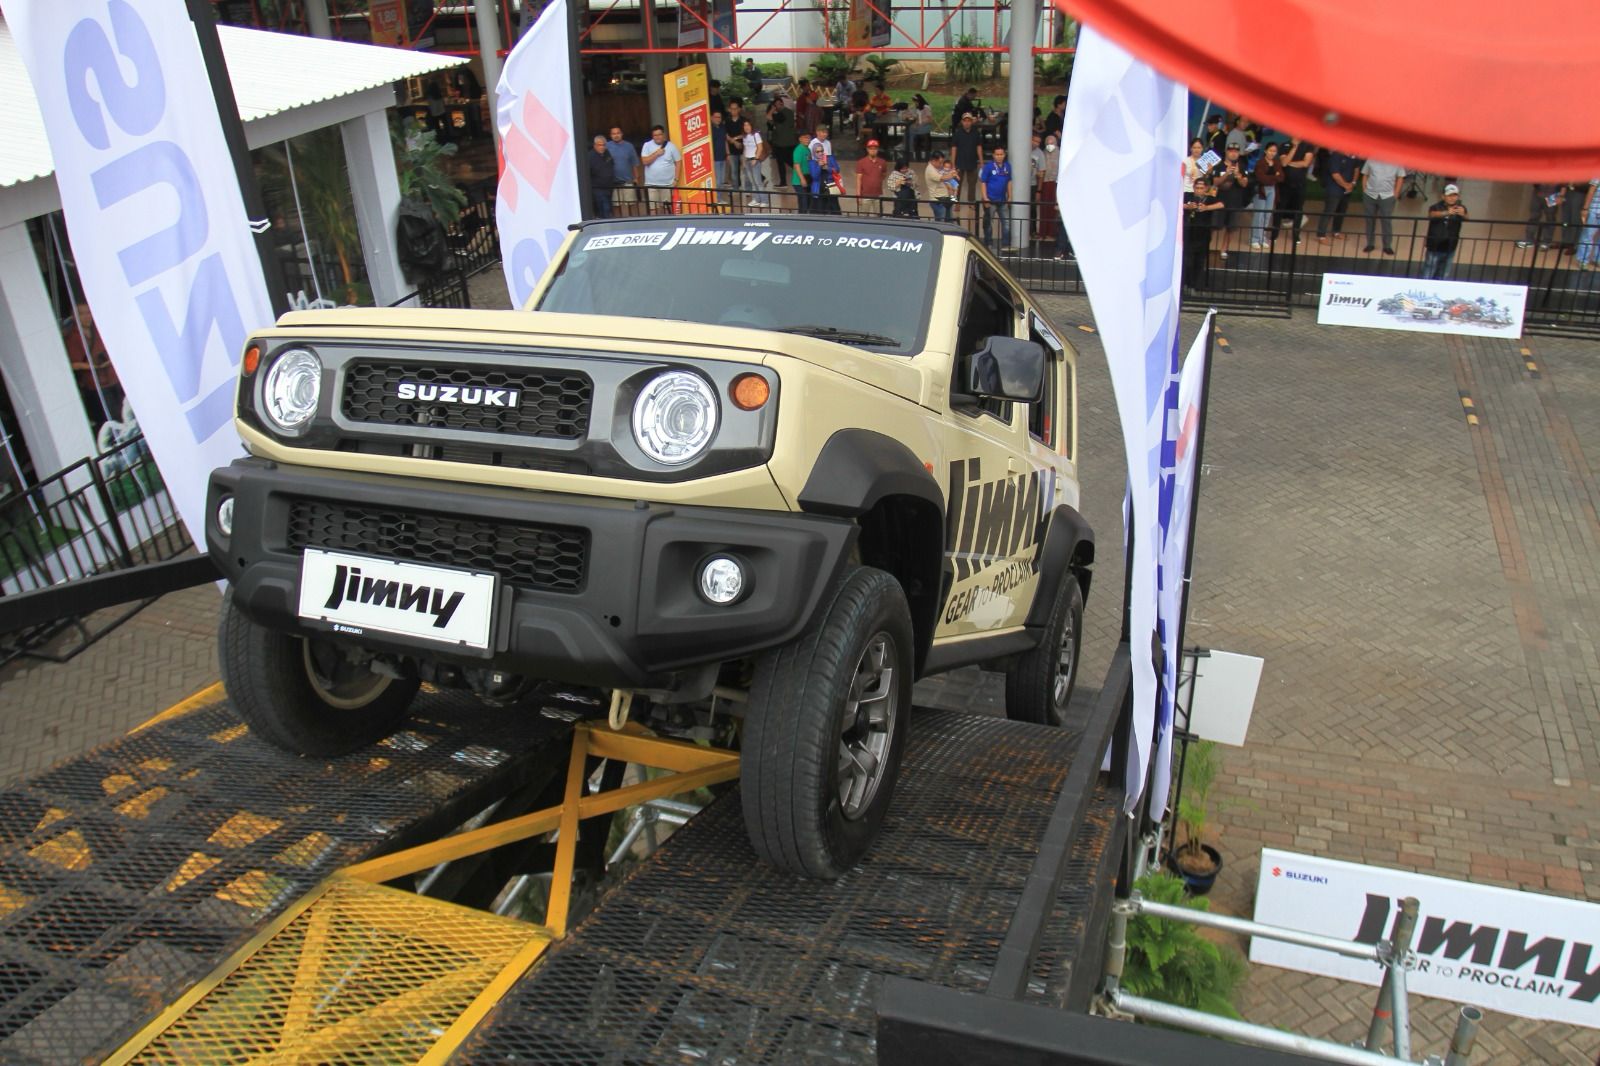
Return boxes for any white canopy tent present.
[0,21,463,480]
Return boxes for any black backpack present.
[396,196,447,278]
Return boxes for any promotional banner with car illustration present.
[1317,274,1528,339]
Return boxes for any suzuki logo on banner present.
[1254,848,1600,1028]
[11,0,276,545]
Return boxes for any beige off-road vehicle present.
[207,215,1094,879]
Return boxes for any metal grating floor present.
[0,689,567,1066]
[456,708,1118,1065]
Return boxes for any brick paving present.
[3,281,1597,1061]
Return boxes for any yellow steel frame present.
[108,722,740,1065]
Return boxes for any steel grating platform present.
[0,688,568,1065]
[455,708,1120,1065]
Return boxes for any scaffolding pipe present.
[473,0,505,149]
[1134,897,1385,962]
[1389,961,1411,1062]
[1443,1006,1483,1066]
[1366,897,1419,1053]
[1109,991,1412,1066]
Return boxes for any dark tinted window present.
[539,220,940,355]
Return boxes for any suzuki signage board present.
[1317,273,1527,339]
[665,65,715,215]
[1253,848,1600,1028]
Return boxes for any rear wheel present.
[1004,575,1084,726]
[741,567,912,879]
[219,592,418,756]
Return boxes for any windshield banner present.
[1059,26,1187,814]
[496,0,583,308]
[1255,848,1600,1028]
[10,0,275,545]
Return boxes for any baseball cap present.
[1444,183,1461,195]
[867,139,880,147]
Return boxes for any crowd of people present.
[581,89,1074,259]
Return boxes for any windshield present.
[537,218,941,355]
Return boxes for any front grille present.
[342,361,593,439]
[286,500,587,593]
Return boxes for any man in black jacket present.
[587,135,617,218]
[1424,184,1469,279]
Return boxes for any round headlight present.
[633,371,717,465]
[262,348,322,431]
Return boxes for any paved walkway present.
[2,288,1596,1062]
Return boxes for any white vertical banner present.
[1150,312,1213,814]
[496,0,583,309]
[11,1,275,543]
[1059,25,1186,811]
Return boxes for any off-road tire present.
[219,592,419,756]
[741,567,912,879]
[1004,575,1083,726]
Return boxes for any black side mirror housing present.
[963,336,1046,403]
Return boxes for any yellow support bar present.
[584,723,737,771]
[546,726,592,936]
[576,760,740,822]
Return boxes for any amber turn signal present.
[242,345,261,376]
[730,373,770,411]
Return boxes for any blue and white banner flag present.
[1058,25,1186,810]
[11,0,275,543]
[496,0,582,308]
[1151,312,1214,815]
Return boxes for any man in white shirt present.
[1361,159,1406,255]
[640,125,682,214]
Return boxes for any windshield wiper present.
[778,325,901,348]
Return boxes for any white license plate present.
[296,548,497,651]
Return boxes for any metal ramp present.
[0,685,1122,1065]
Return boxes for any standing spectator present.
[1360,158,1405,255]
[740,118,771,208]
[795,80,817,133]
[1204,114,1227,159]
[857,138,890,212]
[607,126,642,215]
[1519,184,1563,249]
[709,110,731,204]
[1316,150,1359,241]
[724,102,746,197]
[743,58,762,99]
[907,95,934,161]
[587,134,616,218]
[1225,114,1253,156]
[810,123,841,214]
[640,125,681,214]
[1423,183,1469,279]
[926,151,957,222]
[1206,143,1250,259]
[1557,181,1588,255]
[1276,137,1314,241]
[709,80,725,122]
[979,147,1013,248]
[767,97,797,188]
[1182,177,1225,289]
[952,87,980,125]
[1043,95,1066,144]
[1248,142,1284,248]
[1037,132,1061,242]
[887,156,919,217]
[792,130,815,212]
[1576,179,1600,270]
[1027,132,1047,242]
[952,111,984,210]
[1182,138,1205,194]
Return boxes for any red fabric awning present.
[1056,0,1600,180]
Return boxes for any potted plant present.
[1168,738,1225,894]
[1124,870,1247,1018]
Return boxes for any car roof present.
[570,214,969,239]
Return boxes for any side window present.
[954,263,1020,423]
[1028,318,1058,448]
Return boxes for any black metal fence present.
[0,433,191,666]
[396,181,502,310]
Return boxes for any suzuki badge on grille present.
[396,381,521,407]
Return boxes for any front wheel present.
[741,567,912,879]
[1004,575,1084,726]
[219,592,419,756]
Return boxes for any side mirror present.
[963,336,1046,403]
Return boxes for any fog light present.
[217,497,235,537]
[698,555,745,605]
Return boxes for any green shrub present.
[863,54,900,84]
[1123,871,1247,1019]
[807,53,856,87]
[944,35,988,85]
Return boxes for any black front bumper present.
[207,458,854,689]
